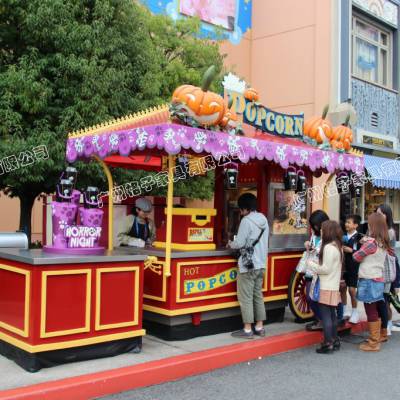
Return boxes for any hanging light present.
[296,169,307,193]
[56,179,74,202]
[84,186,100,208]
[284,166,298,191]
[224,162,238,189]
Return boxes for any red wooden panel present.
[271,255,301,290]
[100,271,136,325]
[0,269,26,331]
[144,268,164,300]
[45,274,87,333]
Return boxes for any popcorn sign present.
[65,226,102,248]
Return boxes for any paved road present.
[100,332,400,400]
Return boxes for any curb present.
[0,322,368,400]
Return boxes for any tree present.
[0,0,224,244]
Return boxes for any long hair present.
[376,204,394,229]
[309,210,329,237]
[368,212,390,250]
[319,220,343,265]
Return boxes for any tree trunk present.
[19,194,37,246]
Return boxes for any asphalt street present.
[100,332,400,400]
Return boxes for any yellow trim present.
[263,294,288,302]
[176,260,237,303]
[40,270,92,338]
[68,105,169,138]
[323,173,335,214]
[0,264,30,338]
[144,302,240,316]
[143,294,288,316]
[270,254,302,291]
[95,267,140,331]
[163,207,217,227]
[0,330,145,354]
[153,241,216,251]
[94,155,113,250]
[165,154,175,278]
[143,259,167,302]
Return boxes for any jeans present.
[237,269,266,324]
[319,303,338,344]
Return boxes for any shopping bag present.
[309,275,320,302]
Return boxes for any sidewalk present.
[0,306,395,400]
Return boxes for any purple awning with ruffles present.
[66,123,364,174]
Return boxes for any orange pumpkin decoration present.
[303,105,333,143]
[244,87,259,102]
[331,115,353,151]
[330,140,344,151]
[171,66,225,127]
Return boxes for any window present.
[352,16,393,88]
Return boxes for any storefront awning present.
[66,123,364,175]
[364,154,400,189]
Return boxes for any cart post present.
[165,154,175,277]
[94,155,114,250]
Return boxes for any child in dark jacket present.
[342,215,362,323]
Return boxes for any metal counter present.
[0,246,304,265]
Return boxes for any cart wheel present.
[288,271,313,321]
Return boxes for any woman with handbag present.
[353,212,389,352]
[303,210,329,332]
[307,220,343,354]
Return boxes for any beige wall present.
[0,196,43,242]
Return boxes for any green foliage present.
[0,0,223,238]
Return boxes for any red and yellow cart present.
[0,76,364,370]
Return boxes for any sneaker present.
[387,320,392,336]
[231,329,254,339]
[391,325,400,332]
[349,310,360,324]
[343,307,352,319]
[254,327,266,337]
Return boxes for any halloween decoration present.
[284,166,298,191]
[331,115,353,151]
[244,87,259,102]
[303,105,333,144]
[171,66,225,127]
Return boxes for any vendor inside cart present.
[118,197,156,247]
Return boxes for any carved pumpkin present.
[171,66,225,127]
[331,115,353,151]
[244,87,259,102]
[303,105,333,143]
[330,140,344,151]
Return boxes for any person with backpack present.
[228,193,269,339]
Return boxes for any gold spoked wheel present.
[288,271,313,321]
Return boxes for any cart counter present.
[0,248,146,371]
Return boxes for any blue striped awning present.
[364,155,400,189]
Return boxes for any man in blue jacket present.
[228,193,269,339]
